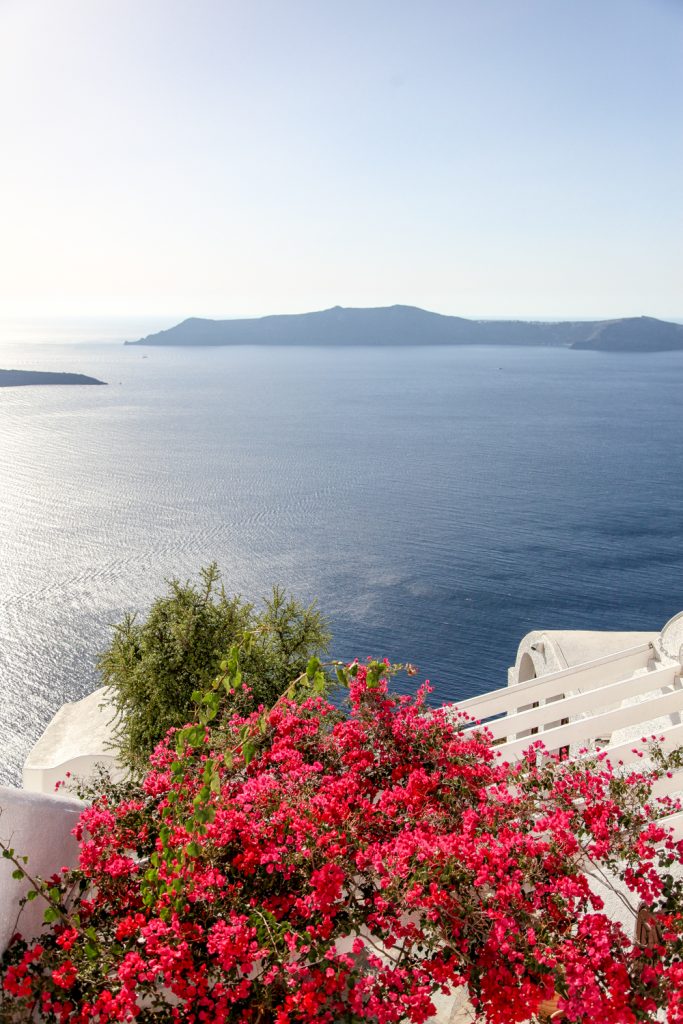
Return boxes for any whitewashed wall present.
[0,785,83,953]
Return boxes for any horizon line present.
[1,306,683,327]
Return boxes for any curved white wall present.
[23,687,121,796]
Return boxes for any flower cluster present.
[2,660,683,1023]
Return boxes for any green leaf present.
[313,672,326,694]
[11,869,24,880]
[187,725,205,747]
[306,656,321,679]
[44,906,60,924]
[242,740,257,765]
[26,889,38,901]
[195,805,215,825]
[186,841,202,858]
[366,662,383,689]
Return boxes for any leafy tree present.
[98,564,330,769]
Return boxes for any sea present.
[2,318,683,785]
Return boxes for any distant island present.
[126,306,683,352]
[0,369,107,387]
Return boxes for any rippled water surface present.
[2,338,683,783]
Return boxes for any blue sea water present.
[1,334,683,784]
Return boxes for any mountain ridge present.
[126,306,683,352]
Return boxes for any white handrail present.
[660,809,683,840]
[603,720,683,767]
[482,665,680,741]
[650,769,683,801]
[497,686,683,761]
[453,643,654,721]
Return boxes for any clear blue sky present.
[0,0,681,321]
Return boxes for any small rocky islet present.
[0,369,107,387]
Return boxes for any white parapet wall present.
[23,686,121,796]
[0,785,83,953]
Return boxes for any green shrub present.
[98,564,330,770]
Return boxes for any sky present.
[0,0,681,323]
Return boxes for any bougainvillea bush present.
[3,655,683,1023]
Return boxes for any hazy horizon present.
[1,0,681,324]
